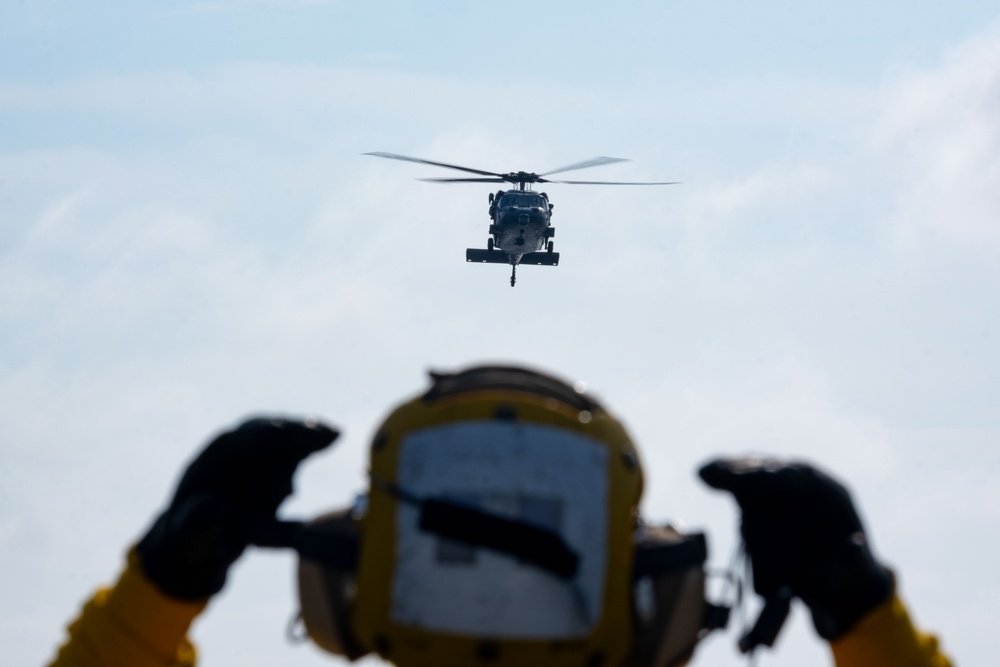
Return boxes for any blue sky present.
[3,2,1000,666]
[2,2,997,81]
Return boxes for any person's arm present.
[699,458,952,667]
[830,592,952,667]
[48,417,337,667]
[49,551,205,667]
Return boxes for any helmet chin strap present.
[739,586,793,656]
[709,541,794,663]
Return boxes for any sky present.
[2,1,999,665]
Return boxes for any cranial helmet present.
[296,365,711,667]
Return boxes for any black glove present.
[699,457,892,640]
[137,417,338,600]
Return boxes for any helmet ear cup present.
[625,525,707,667]
[297,509,369,661]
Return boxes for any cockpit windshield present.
[499,193,547,208]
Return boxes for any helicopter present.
[365,152,679,286]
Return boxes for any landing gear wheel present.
[547,241,554,253]
[510,265,516,287]
[488,238,494,251]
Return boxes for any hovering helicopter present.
[365,152,679,286]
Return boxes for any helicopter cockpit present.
[498,193,548,209]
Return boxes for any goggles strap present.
[371,474,581,580]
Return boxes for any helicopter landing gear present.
[510,264,516,287]
[488,238,494,251]
[547,241,554,253]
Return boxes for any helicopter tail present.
[518,252,560,267]
[466,249,560,266]
[466,249,510,264]
[466,249,558,287]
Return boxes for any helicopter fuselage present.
[489,190,554,263]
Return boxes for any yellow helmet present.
[296,365,709,667]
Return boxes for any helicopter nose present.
[518,214,530,225]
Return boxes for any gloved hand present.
[699,458,892,640]
[137,417,338,600]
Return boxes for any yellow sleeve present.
[830,594,952,667]
[47,550,207,667]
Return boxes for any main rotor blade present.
[547,179,682,185]
[540,156,630,177]
[419,177,507,183]
[364,152,503,178]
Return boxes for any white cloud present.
[872,26,1000,246]
[0,64,593,150]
